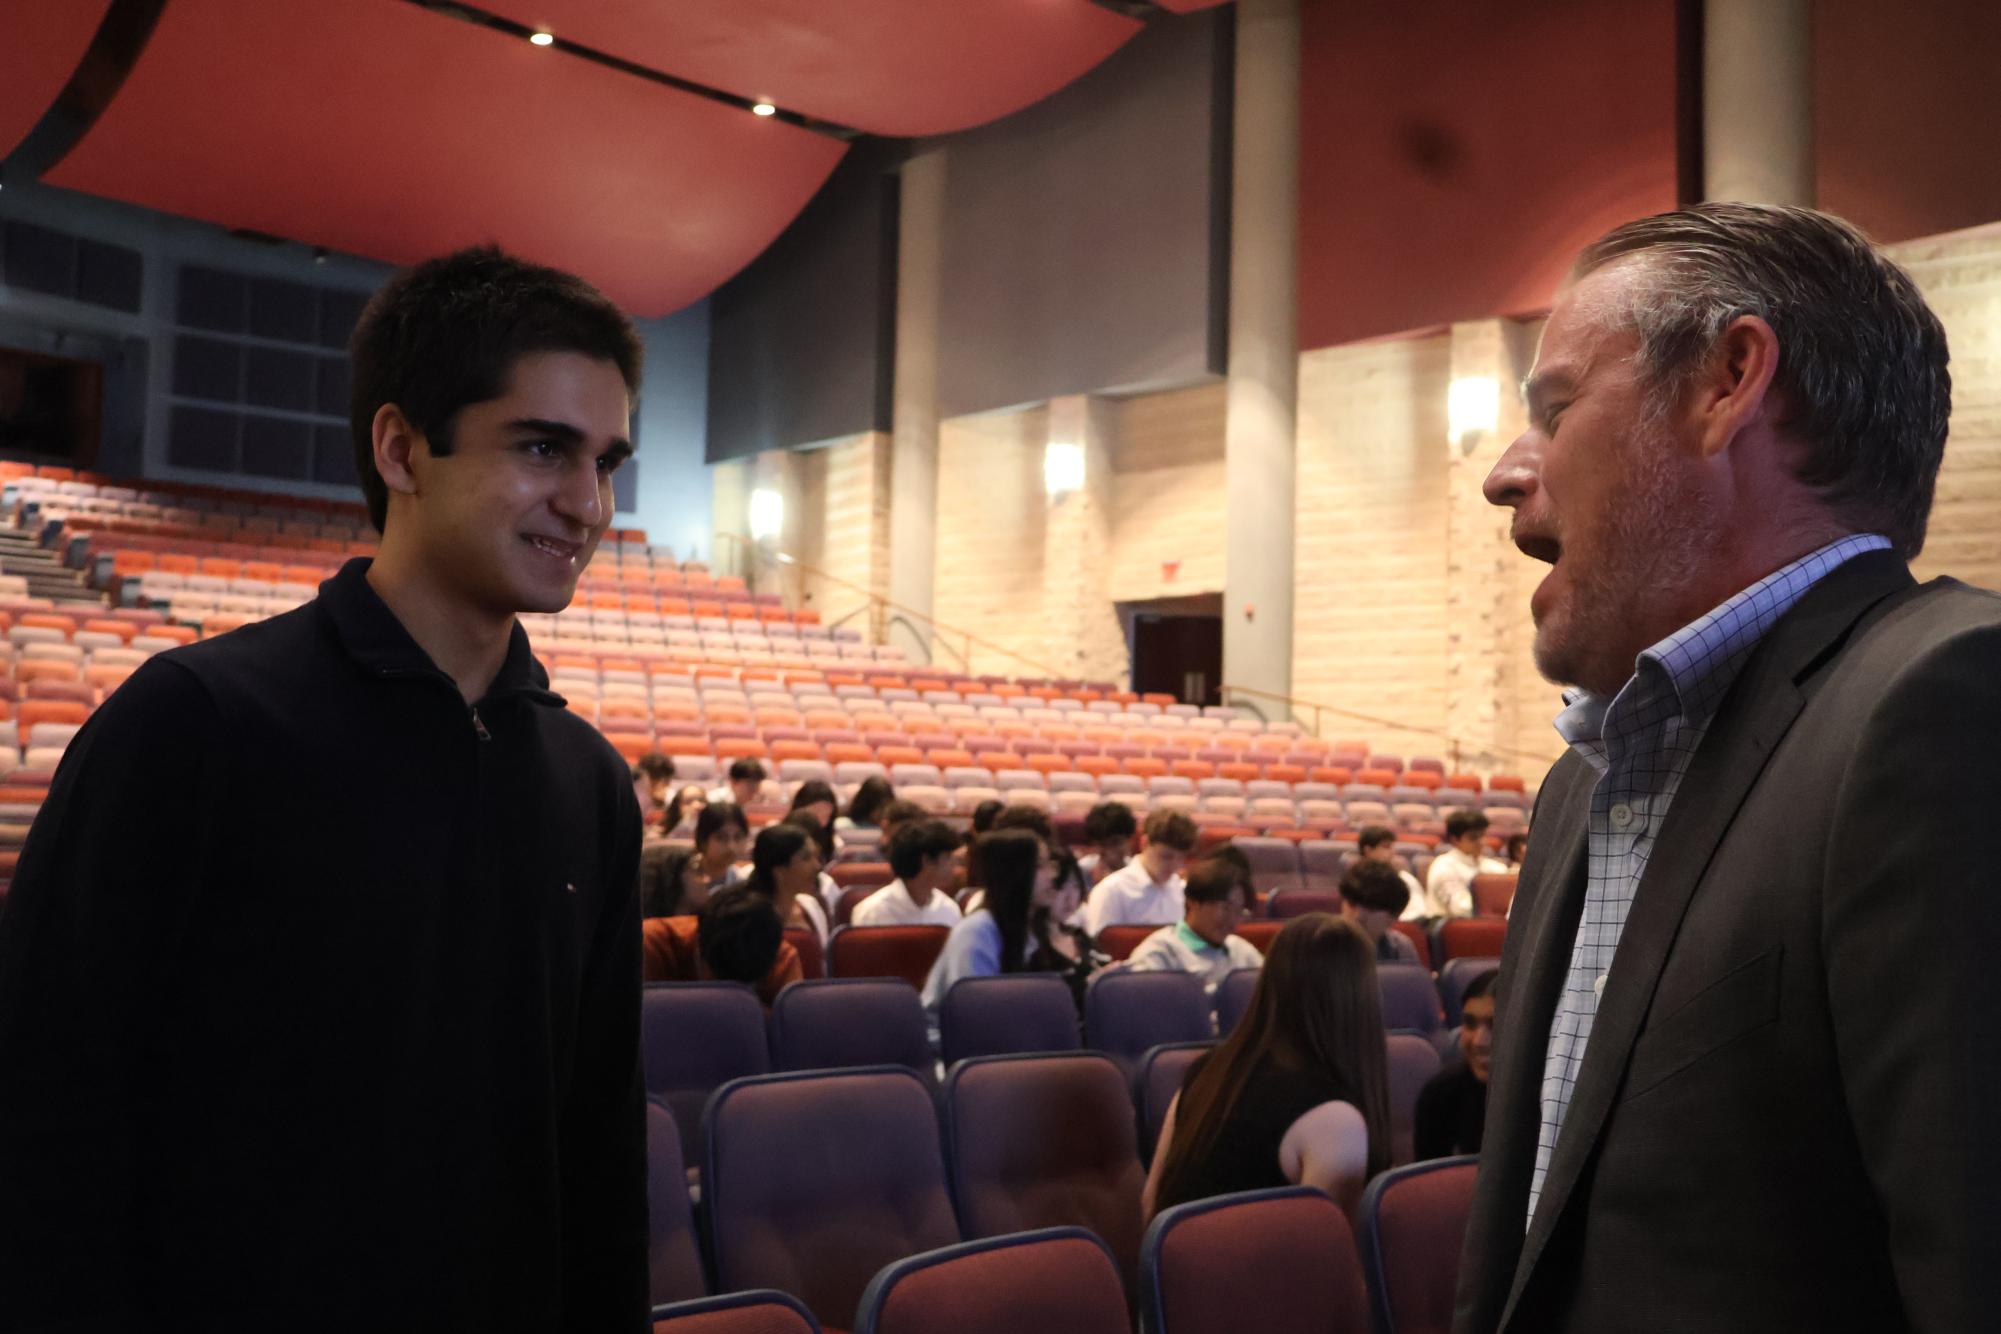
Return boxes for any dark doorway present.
[1127,597,1223,707]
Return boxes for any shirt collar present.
[1175,921,1221,955]
[1552,533,1891,754]
[315,558,559,705]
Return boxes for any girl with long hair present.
[919,829,1057,1024]
[1142,913,1391,1219]
[745,820,830,944]
[691,801,749,895]
[837,776,895,832]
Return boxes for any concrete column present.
[1222,0,1301,720]
[887,146,947,659]
[1703,0,1814,205]
[1041,395,1127,687]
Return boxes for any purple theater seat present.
[1082,970,1213,1079]
[1357,1157,1480,1334]
[1140,1186,1371,1334]
[642,982,772,1165]
[854,1227,1130,1334]
[645,1097,707,1307]
[650,1289,820,1333]
[1435,957,1500,1029]
[1213,967,1261,1036]
[1266,889,1343,919]
[1377,964,1445,1033]
[943,1052,1147,1286]
[769,978,933,1080]
[939,974,1082,1065]
[1135,1041,1216,1166]
[703,1067,960,1330]
[1232,836,1304,894]
[1385,1032,1444,1167]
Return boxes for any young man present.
[632,750,676,826]
[1414,968,1495,1160]
[0,247,648,1329]
[1076,800,1138,884]
[1355,824,1427,921]
[643,884,802,1008]
[709,756,769,808]
[1081,809,1198,937]
[1126,855,1263,994]
[1337,858,1421,964]
[853,818,964,927]
[1424,808,1505,919]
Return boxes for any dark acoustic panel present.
[75,238,142,313]
[243,345,316,412]
[2,221,77,299]
[240,413,312,480]
[248,277,318,344]
[318,288,368,350]
[315,356,350,417]
[177,266,247,333]
[167,404,238,471]
[172,336,242,401]
[313,422,359,487]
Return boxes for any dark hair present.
[633,753,676,786]
[969,799,1005,834]
[879,800,928,841]
[992,804,1055,847]
[1575,203,1951,559]
[1445,810,1490,842]
[781,811,834,866]
[1461,969,1499,1009]
[728,757,768,784]
[1204,844,1251,883]
[696,886,783,985]
[786,781,838,819]
[639,843,699,919]
[348,244,642,531]
[1183,857,1249,907]
[1339,858,1411,917]
[976,829,1045,976]
[695,801,749,852]
[846,776,895,826]
[888,818,962,882]
[664,783,707,833]
[1357,825,1396,853]
[1082,801,1138,844]
[1154,914,1391,1206]
[1142,809,1199,853]
[747,822,814,899]
[1505,832,1528,862]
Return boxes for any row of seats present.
[643,1047,1477,1331]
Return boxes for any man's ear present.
[1692,314,1782,460]
[372,403,427,503]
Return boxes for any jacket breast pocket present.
[1619,944,1783,1104]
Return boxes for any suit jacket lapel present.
[1499,550,1915,1328]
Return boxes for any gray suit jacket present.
[1455,551,2001,1333]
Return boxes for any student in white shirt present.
[1128,855,1264,995]
[853,819,965,928]
[1082,809,1198,938]
[921,829,1059,1024]
[1355,825,1429,923]
[706,757,769,808]
[1074,801,1138,885]
[1425,809,1507,919]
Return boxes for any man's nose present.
[1484,429,1541,509]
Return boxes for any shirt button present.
[1610,802,1635,829]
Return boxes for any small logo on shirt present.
[564,882,577,895]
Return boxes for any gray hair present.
[1575,204,1951,559]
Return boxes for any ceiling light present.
[1447,376,1499,447]
[751,102,777,117]
[749,489,785,541]
[529,31,554,46]
[1044,441,1085,498]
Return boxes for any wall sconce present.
[1044,441,1085,498]
[748,488,785,542]
[1447,376,1500,452]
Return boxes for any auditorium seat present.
[1470,873,1517,916]
[1213,968,1260,1036]
[784,926,825,980]
[942,1053,1148,1284]
[1390,922,1433,970]
[1436,958,1499,1029]
[1377,965,1444,1032]
[829,925,951,990]
[769,978,933,1080]
[704,1067,959,1330]
[1231,920,1282,955]
[940,974,1082,1065]
[1385,1033,1443,1166]
[650,1290,821,1334]
[641,982,771,1164]
[1357,1157,1479,1334]
[1265,888,1341,919]
[854,1227,1130,1334]
[645,1098,707,1307]
[1134,1041,1215,1165]
[1139,1186,1371,1334]
[1083,970,1212,1079]
[1438,918,1506,962]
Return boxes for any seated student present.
[1076,802,1138,884]
[1337,859,1421,964]
[969,799,1005,835]
[785,780,840,832]
[779,810,844,923]
[1503,831,1528,871]
[1425,810,1508,919]
[691,801,750,896]
[663,783,708,838]
[639,844,703,919]
[632,752,676,830]
[920,829,1059,1025]
[853,819,965,927]
[1127,855,1264,994]
[1354,825,1427,922]
[1414,970,1496,1160]
[1081,809,1198,937]
[708,757,769,809]
[749,820,830,944]
[836,775,895,833]
[642,885,802,1007]
[877,798,930,850]
[962,804,1059,910]
[1142,914,1391,1220]
[1028,853,1110,1011]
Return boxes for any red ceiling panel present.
[0,0,113,160]
[45,0,845,316]
[478,0,1142,136]
[1151,0,1236,10]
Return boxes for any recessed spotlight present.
[529,31,554,46]
[751,102,776,117]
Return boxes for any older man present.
[1458,204,2000,1334]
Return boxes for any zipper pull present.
[471,706,492,742]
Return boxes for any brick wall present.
[796,432,891,636]
[932,406,1052,677]
[1105,382,1228,604]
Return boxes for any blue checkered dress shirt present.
[1526,533,1892,1222]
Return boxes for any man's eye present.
[1545,405,1568,431]
[526,439,561,458]
[597,453,622,474]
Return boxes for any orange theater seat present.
[198,558,240,580]
[1310,766,1354,786]
[1170,760,1215,781]
[716,739,767,761]
[1444,774,1484,794]
[1218,762,1260,784]
[111,551,156,576]
[1263,763,1308,785]
[1076,756,1120,779]
[82,619,138,643]
[18,700,90,730]
[16,661,79,686]
[18,614,77,635]
[1123,757,1168,779]
[876,745,925,768]
[770,741,822,763]
[825,743,873,765]
[602,733,654,762]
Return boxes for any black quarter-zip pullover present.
[0,559,646,1332]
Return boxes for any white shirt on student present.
[852,878,964,928]
[1425,846,1507,919]
[920,910,1034,1024]
[1081,860,1186,937]
[1127,921,1264,995]
[1395,867,1429,922]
